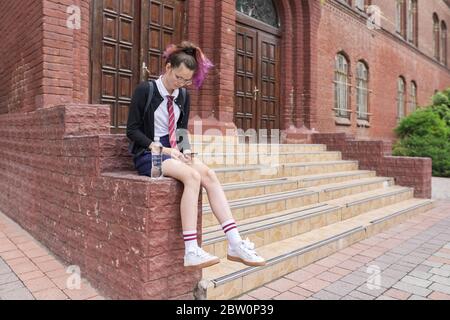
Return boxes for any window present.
[407,0,418,45]
[236,0,280,28]
[397,77,406,119]
[434,14,440,60]
[441,21,448,66]
[409,81,417,114]
[356,62,369,120]
[334,54,350,118]
[396,0,407,38]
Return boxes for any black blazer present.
[126,80,192,158]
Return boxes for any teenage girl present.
[127,41,265,269]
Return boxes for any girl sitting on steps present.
[126,41,266,270]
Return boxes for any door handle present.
[142,62,150,80]
[253,86,260,101]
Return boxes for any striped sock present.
[221,219,242,247]
[183,230,199,253]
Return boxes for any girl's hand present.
[163,147,188,163]
[182,151,193,164]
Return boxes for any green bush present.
[393,88,450,177]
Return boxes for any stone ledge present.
[311,133,432,199]
[0,104,202,299]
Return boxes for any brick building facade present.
[1,0,449,140]
[0,0,448,299]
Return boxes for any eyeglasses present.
[174,73,193,85]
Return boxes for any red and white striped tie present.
[166,95,178,149]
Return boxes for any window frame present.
[397,77,407,120]
[334,53,352,120]
[355,61,370,121]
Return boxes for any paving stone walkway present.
[237,200,450,300]
[2,197,450,300]
[0,212,104,300]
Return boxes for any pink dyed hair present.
[163,42,214,90]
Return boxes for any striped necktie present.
[166,95,178,149]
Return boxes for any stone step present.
[214,160,359,184]
[202,170,376,203]
[196,151,342,168]
[202,184,413,257]
[202,177,402,228]
[190,142,327,154]
[198,198,434,300]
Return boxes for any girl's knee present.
[183,168,201,186]
[203,169,219,186]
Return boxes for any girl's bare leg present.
[161,159,201,231]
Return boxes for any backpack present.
[128,81,186,156]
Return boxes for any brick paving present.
[0,212,104,300]
[2,199,450,300]
[240,200,450,300]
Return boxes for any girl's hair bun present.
[163,41,214,89]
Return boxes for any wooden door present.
[234,21,280,141]
[141,0,186,81]
[90,0,185,134]
[235,25,258,133]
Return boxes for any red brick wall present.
[315,0,450,141]
[0,0,44,114]
[0,0,91,114]
[312,133,432,198]
[41,0,91,107]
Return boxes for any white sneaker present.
[227,238,266,267]
[184,247,220,270]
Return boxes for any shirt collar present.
[157,75,179,100]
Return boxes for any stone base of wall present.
[311,133,432,199]
[0,104,202,299]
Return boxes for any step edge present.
[207,199,430,287]
[202,204,338,244]
[213,170,374,191]
[210,226,365,286]
[203,178,395,213]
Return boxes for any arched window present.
[236,0,280,28]
[407,0,418,45]
[434,13,440,60]
[356,62,369,120]
[334,54,350,118]
[409,81,417,114]
[397,77,406,119]
[441,21,448,66]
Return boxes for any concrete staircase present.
[189,136,434,300]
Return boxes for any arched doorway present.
[234,0,281,140]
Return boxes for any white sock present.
[221,219,242,247]
[183,230,199,254]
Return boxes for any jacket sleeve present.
[177,90,192,153]
[126,82,153,149]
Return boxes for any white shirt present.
[154,76,181,138]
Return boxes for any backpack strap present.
[143,80,155,121]
[180,87,187,105]
[128,81,155,157]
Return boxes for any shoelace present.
[241,238,257,255]
[194,247,211,258]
